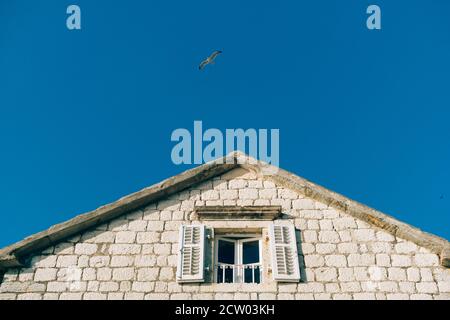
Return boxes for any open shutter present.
[176,224,205,283]
[269,223,300,282]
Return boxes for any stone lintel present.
[195,206,282,220]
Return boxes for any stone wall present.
[0,168,449,300]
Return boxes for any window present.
[214,235,262,284]
[176,222,301,284]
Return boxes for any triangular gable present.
[0,152,448,269]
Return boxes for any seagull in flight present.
[199,50,222,70]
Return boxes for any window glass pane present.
[244,266,261,284]
[242,240,259,264]
[218,239,235,264]
[217,265,234,283]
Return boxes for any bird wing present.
[199,59,208,70]
[209,50,222,60]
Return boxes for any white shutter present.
[269,223,300,282]
[176,224,205,283]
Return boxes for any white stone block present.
[74,243,98,255]
[127,220,148,232]
[97,268,112,281]
[377,281,399,293]
[319,220,333,230]
[375,254,391,267]
[111,256,134,267]
[47,282,68,292]
[160,211,172,221]
[135,255,157,267]
[17,293,43,300]
[34,268,57,282]
[60,292,83,300]
[337,243,358,254]
[112,268,135,281]
[201,190,219,201]
[325,255,347,267]
[399,282,415,293]
[82,268,96,281]
[333,217,357,230]
[325,283,340,293]
[159,267,174,281]
[340,282,361,293]
[56,255,78,268]
[353,293,376,300]
[391,254,411,267]
[219,189,238,200]
[394,242,417,254]
[298,243,313,255]
[143,209,160,221]
[315,268,337,282]
[145,293,170,300]
[370,242,393,254]
[248,180,263,188]
[307,220,320,230]
[147,221,165,231]
[157,199,180,211]
[137,268,159,281]
[154,243,171,255]
[353,229,375,242]
[302,230,317,243]
[228,179,247,189]
[83,292,107,300]
[137,232,160,244]
[278,189,298,200]
[292,199,315,209]
[297,283,324,293]
[347,254,375,267]
[115,231,137,244]
[407,267,420,282]
[263,181,276,189]
[109,244,141,255]
[420,268,434,282]
[318,231,340,243]
[258,189,277,199]
[32,255,57,268]
[414,254,439,267]
[316,244,336,254]
[388,268,407,281]
[304,255,325,267]
[238,189,258,200]
[132,282,155,292]
[438,281,450,293]
[99,282,119,292]
[416,282,438,294]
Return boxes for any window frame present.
[214,234,262,284]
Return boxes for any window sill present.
[198,282,277,292]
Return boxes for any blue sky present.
[0,0,449,247]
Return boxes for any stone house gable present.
[0,152,449,300]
